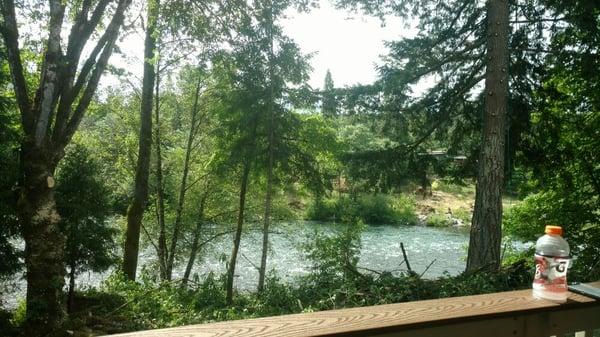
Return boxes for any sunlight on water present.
[2,222,472,309]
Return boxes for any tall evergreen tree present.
[466,0,509,272]
[322,69,337,117]
[55,146,116,313]
[334,0,564,271]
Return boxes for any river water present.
[1,222,471,309]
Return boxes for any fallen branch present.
[400,242,412,273]
[241,252,260,271]
[419,259,437,278]
[356,266,383,275]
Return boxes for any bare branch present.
[510,17,567,24]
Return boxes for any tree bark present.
[226,161,251,304]
[166,75,203,280]
[466,0,509,273]
[258,2,275,293]
[18,143,65,336]
[123,0,159,280]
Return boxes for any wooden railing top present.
[110,282,600,337]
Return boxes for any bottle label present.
[533,254,569,292]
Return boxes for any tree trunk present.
[166,75,203,280]
[226,161,251,304]
[466,0,509,273]
[258,3,275,293]
[154,63,169,280]
[18,143,65,336]
[67,259,76,314]
[123,0,159,280]
[181,192,207,288]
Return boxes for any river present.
[1,222,471,309]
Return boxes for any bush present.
[503,191,600,281]
[425,213,452,227]
[390,194,419,226]
[306,194,417,225]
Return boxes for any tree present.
[506,0,600,280]
[123,0,246,282]
[55,145,116,313]
[123,0,159,281]
[258,0,276,294]
[0,0,131,332]
[210,0,312,296]
[333,0,560,271]
[465,0,509,272]
[322,69,337,117]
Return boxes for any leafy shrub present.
[390,194,419,226]
[100,272,201,330]
[425,213,452,227]
[503,191,600,281]
[8,300,26,328]
[307,194,417,225]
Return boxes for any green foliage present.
[56,145,117,279]
[503,191,600,281]
[432,179,474,196]
[307,194,417,225]
[425,213,452,228]
[0,41,21,279]
[303,221,364,281]
[47,222,533,335]
[100,273,201,329]
[322,70,337,117]
[9,300,26,328]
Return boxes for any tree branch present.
[510,17,567,24]
[58,0,133,148]
[33,0,66,146]
[53,0,111,136]
[0,0,33,133]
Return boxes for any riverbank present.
[305,179,520,228]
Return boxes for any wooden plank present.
[366,303,600,337]
[109,283,600,337]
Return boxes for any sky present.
[105,1,415,92]
[281,2,410,89]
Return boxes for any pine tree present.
[322,70,337,117]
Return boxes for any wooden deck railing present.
[110,282,600,337]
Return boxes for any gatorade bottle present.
[532,225,570,302]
